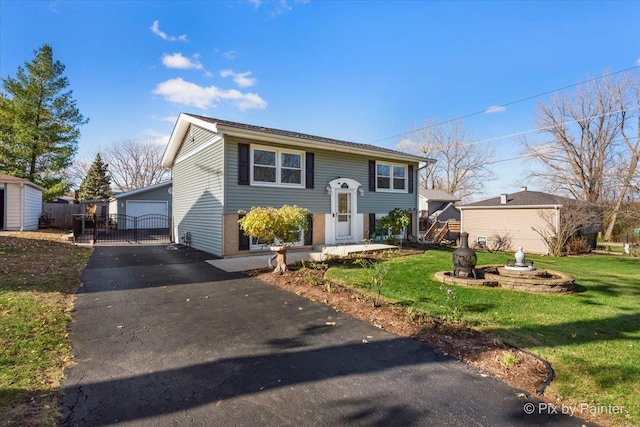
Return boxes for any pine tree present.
[78,153,112,201]
[0,44,88,200]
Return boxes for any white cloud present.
[220,69,257,88]
[161,52,203,70]
[636,57,640,66]
[162,116,177,123]
[485,105,506,114]
[153,78,267,111]
[223,50,237,60]
[249,0,309,17]
[150,20,188,42]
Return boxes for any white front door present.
[336,191,352,239]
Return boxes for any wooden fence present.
[41,203,83,230]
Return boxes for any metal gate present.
[73,214,172,244]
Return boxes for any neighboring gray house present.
[418,189,461,222]
[0,173,43,231]
[108,181,172,229]
[161,113,432,257]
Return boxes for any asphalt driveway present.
[59,245,589,426]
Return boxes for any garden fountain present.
[435,245,576,294]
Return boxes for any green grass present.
[0,231,91,426]
[325,248,640,426]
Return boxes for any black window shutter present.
[369,160,376,192]
[238,214,250,250]
[238,143,250,185]
[305,152,314,189]
[407,211,413,237]
[369,213,377,236]
[304,213,313,245]
[408,165,414,193]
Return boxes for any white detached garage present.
[0,173,44,231]
[108,181,172,229]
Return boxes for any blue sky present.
[1,0,639,197]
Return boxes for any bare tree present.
[396,119,494,200]
[104,139,170,192]
[602,84,640,240]
[531,204,602,256]
[523,72,637,207]
[67,156,93,191]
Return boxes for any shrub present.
[238,205,308,273]
[565,236,590,255]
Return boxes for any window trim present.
[250,144,305,188]
[375,161,408,193]
[249,231,305,251]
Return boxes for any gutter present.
[459,204,565,210]
[218,126,432,164]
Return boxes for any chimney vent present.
[500,194,508,204]
[520,186,527,192]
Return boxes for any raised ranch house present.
[459,187,602,254]
[161,113,432,257]
[0,173,43,231]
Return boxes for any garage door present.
[125,201,169,229]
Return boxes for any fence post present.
[92,214,97,244]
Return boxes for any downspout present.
[20,182,24,231]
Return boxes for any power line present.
[464,106,639,148]
[484,135,640,166]
[370,64,640,145]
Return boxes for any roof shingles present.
[461,190,583,207]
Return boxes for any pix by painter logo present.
[523,402,625,417]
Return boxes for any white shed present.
[0,173,44,231]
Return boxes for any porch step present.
[314,243,397,258]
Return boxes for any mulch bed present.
[249,250,551,398]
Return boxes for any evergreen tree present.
[0,44,88,200]
[78,153,112,200]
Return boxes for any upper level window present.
[251,145,304,187]
[376,162,407,192]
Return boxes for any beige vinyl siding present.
[172,126,225,256]
[462,207,556,254]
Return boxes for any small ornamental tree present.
[379,208,411,246]
[238,205,309,273]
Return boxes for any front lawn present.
[325,248,639,426]
[0,231,91,426]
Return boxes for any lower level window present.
[249,230,305,251]
[477,236,487,248]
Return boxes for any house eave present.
[161,113,434,167]
[113,181,172,199]
[216,125,431,164]
[161,113,220,168]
